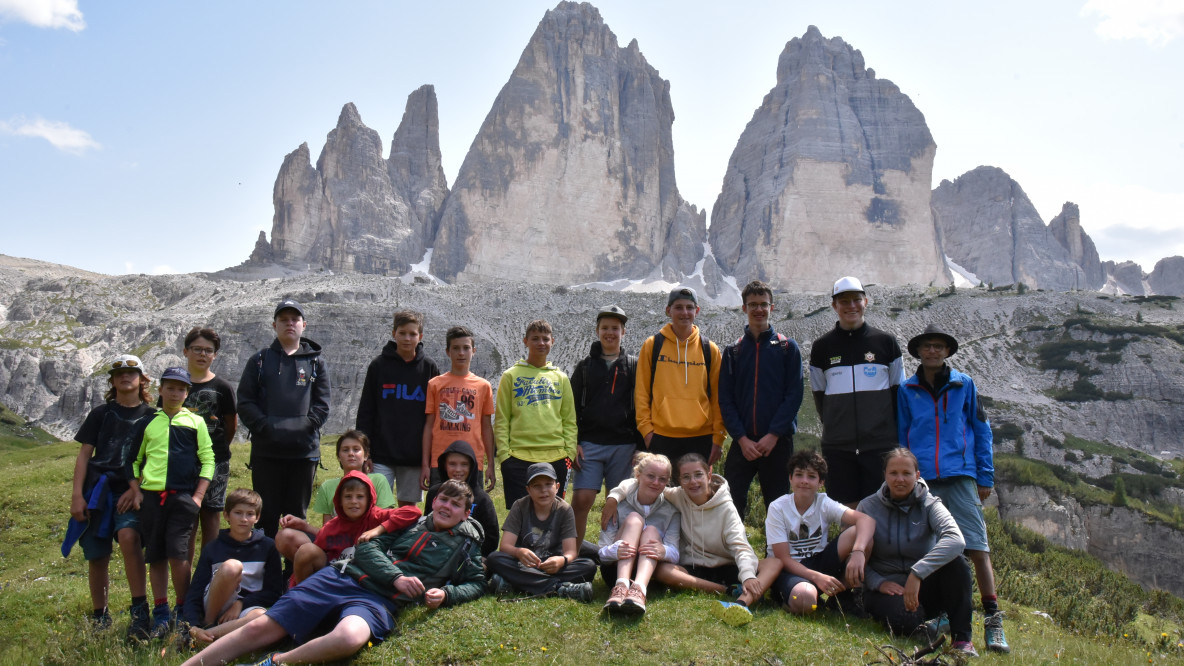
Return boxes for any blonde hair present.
[632,451,672,479]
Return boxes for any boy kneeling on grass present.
[180,479,485,666]
[182,488,283,647]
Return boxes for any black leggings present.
[863,557,973,643]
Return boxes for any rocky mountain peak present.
[1049,202,1105,290]
[388,85,449,242]
[709,26,947,292]
[1148,256,1184,296]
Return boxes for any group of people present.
[65,276,1008,664]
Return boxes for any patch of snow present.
[944,255,980,288]
[401,248,441,285]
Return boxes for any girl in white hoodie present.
[605,453,781,624]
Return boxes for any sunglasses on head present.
[111,359,140,369]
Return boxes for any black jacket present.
[182,528,283,626]
[237,338,331,461]
[808,322,903,452]
[356,341,439,467]
[424,440,500,557]
[570,341,642,446]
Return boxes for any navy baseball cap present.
[159,366,192,386]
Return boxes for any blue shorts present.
[772,538,844,603]
[573,441,635,492]
[266,567,396,645]
[79,507,139,562]
[927,476,990,552]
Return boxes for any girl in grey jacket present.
[855,448,977,657]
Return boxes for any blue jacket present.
[718,325,804,442]
[897,365,993,487]
[183,528,283,626]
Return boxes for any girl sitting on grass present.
[597,452,680,617]
[604,453,781,625]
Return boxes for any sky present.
[1,0,1181,276]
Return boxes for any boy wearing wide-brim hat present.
[897,324,1009,654]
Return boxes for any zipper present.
[751,338,760,434]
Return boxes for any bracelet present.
[562,555,569,566]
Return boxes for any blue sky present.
[1,0,1181,276]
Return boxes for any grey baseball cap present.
[526,462,558,484]
[596,305,628,324]
[666,286,698,307]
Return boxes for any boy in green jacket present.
[495,319,577,509]
[180,479,485,666]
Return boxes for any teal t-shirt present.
[310,473,396,517]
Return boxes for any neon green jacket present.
[132,408,215,492]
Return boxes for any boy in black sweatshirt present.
[356,310,439,506]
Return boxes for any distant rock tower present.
[709,26,948,292]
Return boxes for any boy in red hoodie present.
[286,471,420,585]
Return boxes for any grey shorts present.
[928,476,990,552]
[371,463,422,504]
[203,460,231,511]
[573,441,635,492]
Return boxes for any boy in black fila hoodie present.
[356,311,440,506]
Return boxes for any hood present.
[874,476,931,513]
[659,322,701,346]
[218,527,265,546]
[380,340,425,362]
[268,336,323,357]
[436,440,483,492]
[333,470,377,522]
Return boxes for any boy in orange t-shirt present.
[420,326,496,492]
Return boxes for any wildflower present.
[542,647,548,652]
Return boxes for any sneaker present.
[603,581,629,612]
[90,609,112,631]
[951,641,980,658]
[724,583,743,599]
[487,573,513,596]
[150,602,172,640]
[235,653,279,666]
[711,600,753,626]
[555,582,593,603]
[984,612,1011,653]
[620,584,647,616]
[126,602,151,642]
[913,612,950,644]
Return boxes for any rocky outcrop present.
[1049,202,1105,290]
[708,26,948,293]
[429,2,716,291]
[932,167,1088,291]
[1103,260,1148,296]
[998,483,1184,596]
[1148,256,1184,296]
[266,89,449,275]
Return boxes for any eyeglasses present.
[111,359,140,369]
[187,346,216,356]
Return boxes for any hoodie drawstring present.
[679,338,689,385]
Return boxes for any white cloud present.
[1081,0,1184,47]
[1068,182,1184,268]
[0,0,84,31]
[0,116,100,154]
[124,262,135,274]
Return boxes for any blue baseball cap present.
[159,366,192,386]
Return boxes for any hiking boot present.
[126,601,151,642]
[149,602,172,639]
[711,600,753,626]
[913,612,950,644]
[951,640,980,658]
[487,573,513,596]
[620,584,647,616]
[556,581,593,602]
[603,581,629,612]
[90,608,112,631]
[984,612,1010,653]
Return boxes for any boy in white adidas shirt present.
[765,450,875,615]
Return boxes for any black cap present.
[907,324,959,358]
[596,304,628,325]
[526,462,558,484]
[666,286,698,307]
[274,298,305,319]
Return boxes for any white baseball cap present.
[832,276,865,297]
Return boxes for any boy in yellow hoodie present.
[495,320,577,509]
[635,287,724,467]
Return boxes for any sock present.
[154,597,168,608]
[982,594,999,615]
[615,578,630,589]
[93,607,108,618]
[131,595,147,607]
[734,599,748,607]
[174,597,183,608]
[633,582,647,595]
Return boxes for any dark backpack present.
[648,332,712,402]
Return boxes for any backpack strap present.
[647,333,664,405]
[701,336,712,400]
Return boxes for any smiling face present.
[742,292,773,333]
[443,452,471,481]
[393,323,423,358]
[596,317,625,356]
[884,455,919,501]
[430,491,471,530]
[272,310,306,346]
[790,466,823,501]
[678,460,712,505]
[917,337,950,373]
[523,330,553,366]
[339,482,370,521]
[832,292,867,331]
[636,461,671,504]
[336,438,367,473]
[665,298,699,336]
[225,504,259,540]
[446,336,474,374]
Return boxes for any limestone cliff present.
[1148,256,1184,296]
[1103,260,1149,296]
[932,167,1088,290]
[708,26,948,293]
[1049,202,1105,290]
[265,88,449,275]
[429,2,715,291]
